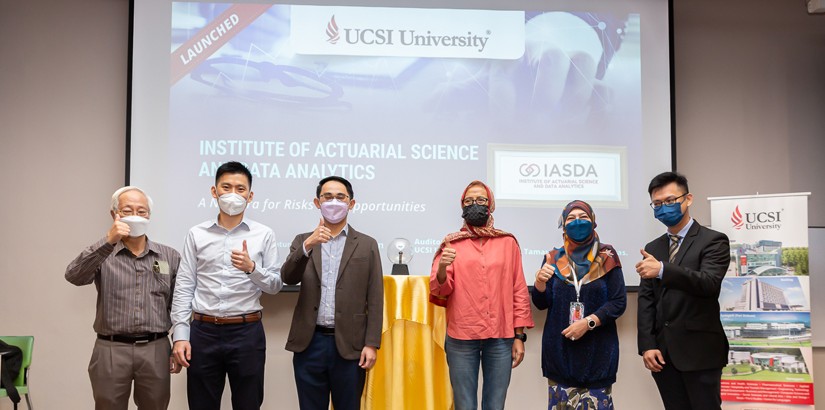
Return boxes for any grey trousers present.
[88,337,172,410]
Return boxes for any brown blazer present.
[282,225,384,360]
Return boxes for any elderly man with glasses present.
[66,186,182,410]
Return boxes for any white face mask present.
[120,215,150,237]
[218,193,248,216]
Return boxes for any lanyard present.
[569,263,582,302]
[566,242,599,302]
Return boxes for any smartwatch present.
[587,316,597,330]
[514,333,527,342]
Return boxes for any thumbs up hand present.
[635,249,661,279]
[232,239,255,274]
[304,217,332,250]
[439,240,457,268]
[535,262,554,284]
[533,259,555,292]
[107,213,131,244]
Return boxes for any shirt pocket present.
[150,265,172,299]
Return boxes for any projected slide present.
[131,1,672,286]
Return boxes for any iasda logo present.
[518,163,598,178]
[519,163,540,177]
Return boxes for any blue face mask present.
[654,202,684,227]
[565,219,593,242]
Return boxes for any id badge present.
[569,302,585,324]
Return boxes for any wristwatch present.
[514,333,527,342]
[244,261,256,275]
[587,316,597,330]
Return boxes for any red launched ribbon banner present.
[170,4,271,85]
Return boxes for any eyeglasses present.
[650,193,688,210]
[320,193,350,202]
[118,208,149,217]
[462,197,489,206]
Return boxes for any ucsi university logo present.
[731,205,782,231]
[322,15,491,51]
[326,15,340,44]
[731,206,745,230]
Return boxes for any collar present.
[669,218,694,240]
[325,224,350,242]
[210,217,250,233]
[114,236,159,258]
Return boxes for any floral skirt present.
[547,379,614,410]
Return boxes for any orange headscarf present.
[439,180,516,250]
[431,181,517,307]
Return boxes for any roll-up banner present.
[710,192,813,409]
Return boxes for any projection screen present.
[130,0,673,287]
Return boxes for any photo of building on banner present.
[710,193,813,409]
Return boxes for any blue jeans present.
[445,335,514,410]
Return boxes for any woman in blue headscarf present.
[531,200,627,409]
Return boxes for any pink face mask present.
[320,199,349,224]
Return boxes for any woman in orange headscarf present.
[430,180,534,410]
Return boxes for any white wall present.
[1,0,823,409]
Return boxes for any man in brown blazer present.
[281,176,384,410]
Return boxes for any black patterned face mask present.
[462,204,490,227]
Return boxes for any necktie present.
[668,234,682,263]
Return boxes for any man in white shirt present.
[171,161,283,410]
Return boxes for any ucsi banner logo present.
[731,206,744,230]
[292,6,525,59]
[731,205,782,231]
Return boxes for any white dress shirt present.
[172,217,282,341]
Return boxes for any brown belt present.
[193,311,262,325]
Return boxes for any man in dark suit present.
[636,171,730,410]
[281,176,384,410]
